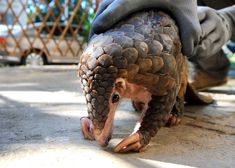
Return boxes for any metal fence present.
[0,0,100,65]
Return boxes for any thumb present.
[94,0,114,20]
[197,7,207,22]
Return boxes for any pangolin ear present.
[115,78,126,90]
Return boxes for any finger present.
[198,30,219,52]
[197,8,207,22]
[209,39,225,57]
[197,9,206,22]
[91,0,114,37]
[119,142,142,153]
[180,20,201,56]
[94,0,114,19]
[209,29,226,54]
[200,30,222,57]
[114,133,140,152]
[200,15,217,37]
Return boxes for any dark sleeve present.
[197,0,235,9]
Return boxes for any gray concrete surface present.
[0,66,234,168]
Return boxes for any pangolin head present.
[78,33,129,145]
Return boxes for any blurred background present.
[0,0,100,66]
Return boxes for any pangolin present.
[78,11,213,153]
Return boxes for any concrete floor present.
[0,66,234,168]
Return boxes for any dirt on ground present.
[0,66,234,168]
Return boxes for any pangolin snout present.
[94,129,112,147]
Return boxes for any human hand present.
[90,0,201,56]
[194,6,234,59]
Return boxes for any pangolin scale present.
[78,11,213,153]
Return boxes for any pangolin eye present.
[112,94,120,103]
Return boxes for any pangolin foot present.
[114,133,146,153]
[80,117,95,140]
[166,114,181,127]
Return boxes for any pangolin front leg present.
[166,96,184,127]
[80,117,95,140]
[114,89,176,153]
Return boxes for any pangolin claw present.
[80,117,95,140]
[166,114,181,127]
[114,132,146,153]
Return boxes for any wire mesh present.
[0,0,99,64]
